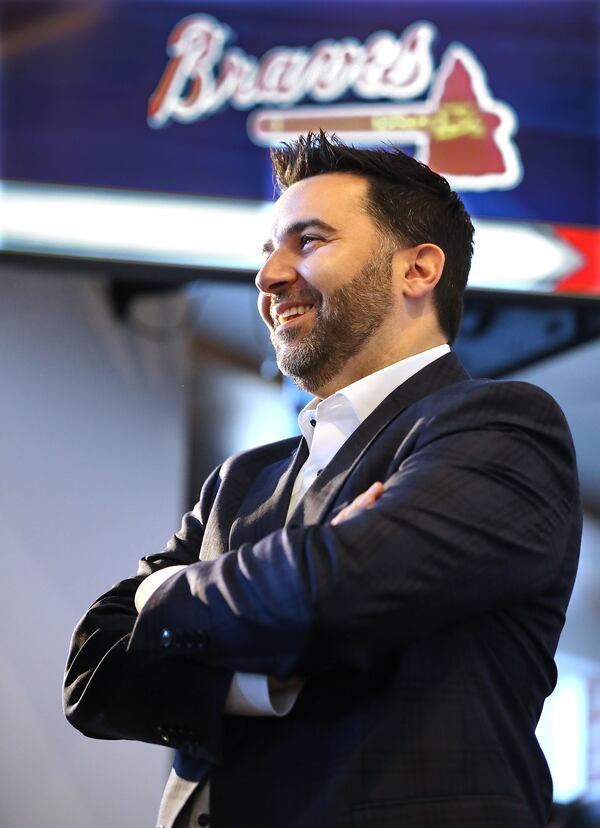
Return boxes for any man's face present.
[256,173,396,395]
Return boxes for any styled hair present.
[270,132,474,343]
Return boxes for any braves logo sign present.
[148,14,522,191]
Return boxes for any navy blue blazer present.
[64,353,581,827]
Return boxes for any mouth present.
[272,304,315,330]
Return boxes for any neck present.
[310,325,448,400]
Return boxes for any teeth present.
[275,305,313,326]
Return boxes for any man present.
[64,133,581,828]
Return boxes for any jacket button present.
[160,628,173,648]
[197,813,210,826]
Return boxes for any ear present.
[395,243,445,299]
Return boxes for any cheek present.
[299,255,340,296]
[257,294,272,327]
[306,247,360,287]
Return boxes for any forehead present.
[271,172,371,238]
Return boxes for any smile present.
[273,304,314,329]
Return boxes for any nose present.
[255,248,298,295]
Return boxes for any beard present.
[271,243,395,394]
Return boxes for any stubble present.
[272,243,395,393]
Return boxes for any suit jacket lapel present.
[293,352,470,526]
[228,438,308,548]
[202,352,469,555]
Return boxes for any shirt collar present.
[297,344,450,447]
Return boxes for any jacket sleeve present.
[63,466,233,762]
[125,382,581,680]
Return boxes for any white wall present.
[0,267,188,828]
[513,348,600,801]
[512,343,600,664]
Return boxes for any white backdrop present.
[0,267,187,828]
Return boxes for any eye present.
[300,235,322,250]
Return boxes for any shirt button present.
[197,814,210,826]
[160,628,173,648]
[310,418,316,427]
[316,469,322,476]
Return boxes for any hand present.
[331,481,385,525]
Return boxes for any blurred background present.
[0,1,598,825]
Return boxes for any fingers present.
[331,481,385,525]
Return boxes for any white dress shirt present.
[287,343,450,517]
[140,343,450,827]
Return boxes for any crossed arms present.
[64,381,579,761]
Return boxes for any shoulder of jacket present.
[420,375,562,409]
[220,435,302,475]
[407,376,571,440]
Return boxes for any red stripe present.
[554,226,600,295]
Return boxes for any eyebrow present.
[261,218,338,255]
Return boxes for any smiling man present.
[64,133,581,828]
[259,156,451,399]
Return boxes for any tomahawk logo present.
[148,14,522,191]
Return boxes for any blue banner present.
[3,1,598,225]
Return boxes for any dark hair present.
[270,132,474,343]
